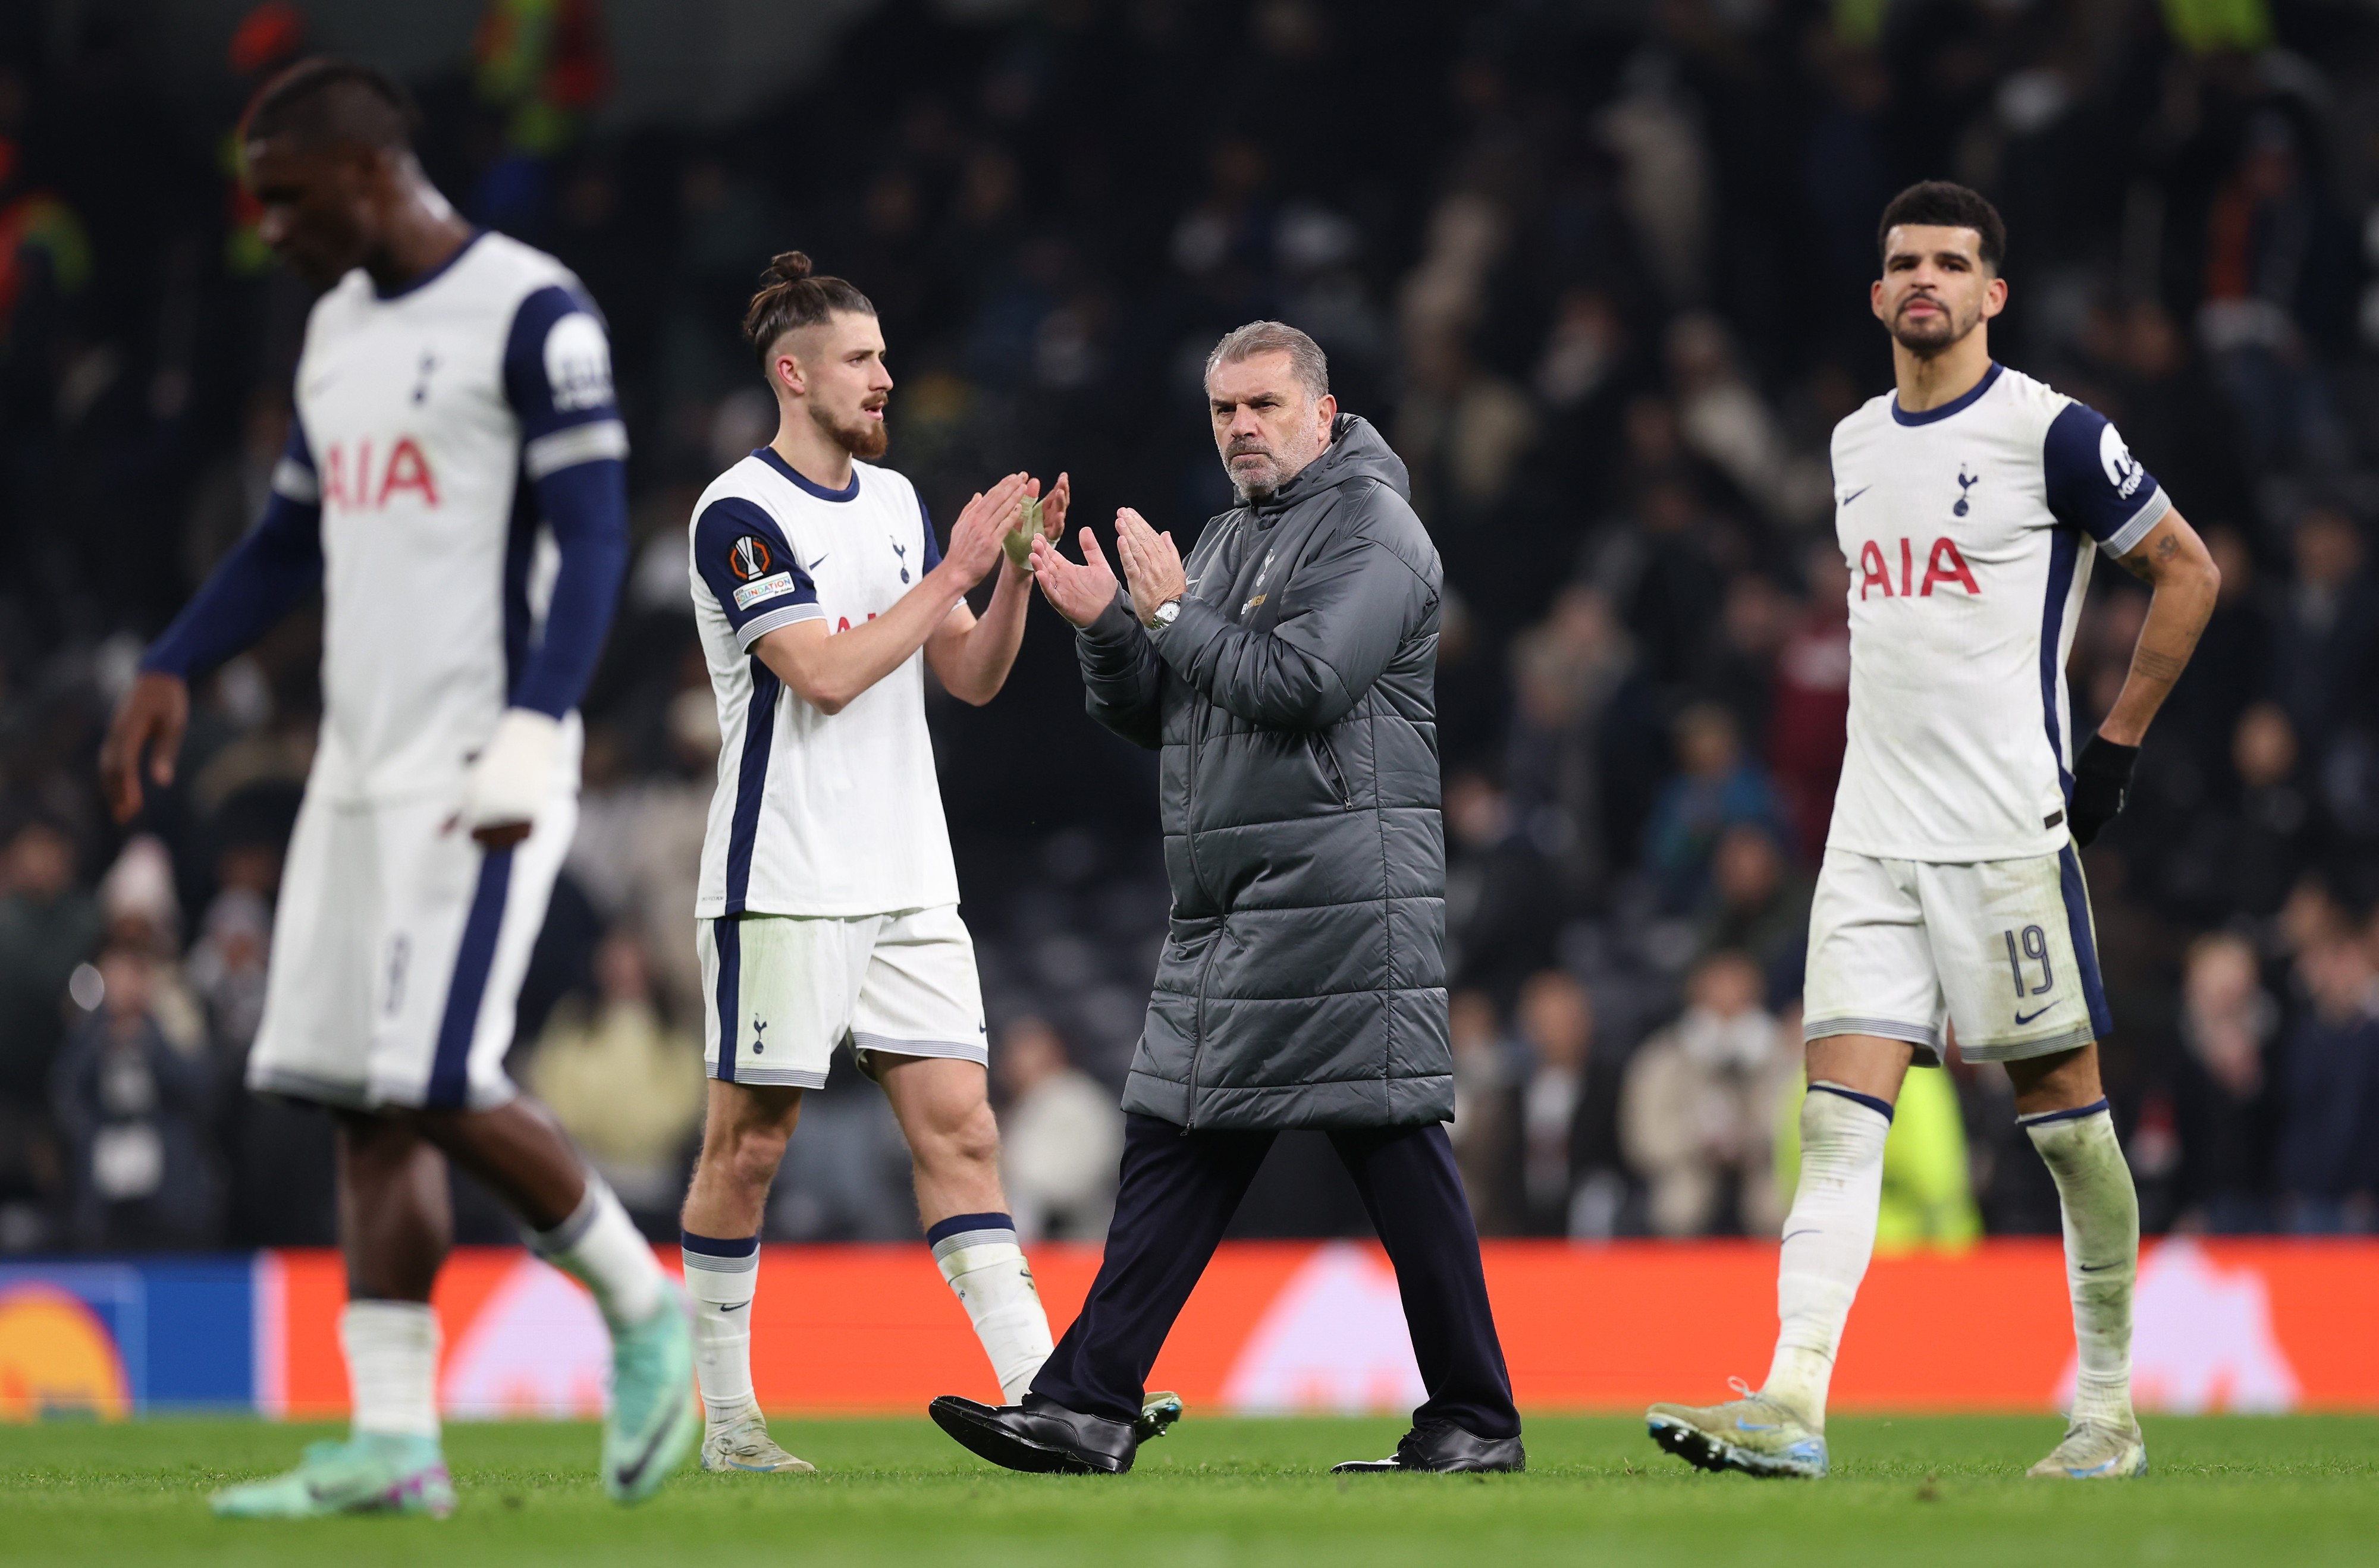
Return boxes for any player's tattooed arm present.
[2097,507,2221,747]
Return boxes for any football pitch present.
[4,1415,2374,1567]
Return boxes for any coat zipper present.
[1184,915,1226,1132]
[1311,731,1351,807]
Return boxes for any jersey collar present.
[754,445,861,502]
[372,228,485,302]
[1890,360,2003,427]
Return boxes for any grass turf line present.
[2,1415,2374,1567]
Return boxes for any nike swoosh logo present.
[1840,486,1871,505]
[2077,1262,2118,1272]
[612,1410,679,1491]
[802,554,827,573]
[718,1302,747,1312]
[1780,1230,1819,1243]
[2014,1005,2052,1025]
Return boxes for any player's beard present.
[1888,293,1982,359]
[812,398,889,460]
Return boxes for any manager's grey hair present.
[1204,320,1330,402]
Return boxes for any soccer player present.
[673,253,1070,1474]
[99,61,694,1515]
[1644,182,2219,1481]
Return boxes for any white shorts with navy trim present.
[246,783,575,1111]
[699,904,987,1089]
[1801,846,2111,1066]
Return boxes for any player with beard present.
[673,253,1074,1473]
[1643,183,2219,1481]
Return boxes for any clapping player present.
[672,253,1071,1475]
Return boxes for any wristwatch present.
[1151,598,1182,629]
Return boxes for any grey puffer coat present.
[1076,414,1450,1130]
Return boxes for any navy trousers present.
[1029,1113,1521,1440]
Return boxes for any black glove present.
[2067,734,2139,849]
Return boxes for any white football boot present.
[1646,1379,1829,1479]
[701,1404,817,1475]
[2028,1419,2147,1479]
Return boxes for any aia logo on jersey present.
[728,536,773,580]
[322,436,440,511]
[1859,536,1979,599]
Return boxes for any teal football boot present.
[604,1283,699,1504]
[211,1432,456,1519]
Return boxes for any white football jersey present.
[689,449,959,918]
[1826,362,2170,862]
[279,231,626,803]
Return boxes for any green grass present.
[2,1414,2374,1566]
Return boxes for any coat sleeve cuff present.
[1079,592,1144,648]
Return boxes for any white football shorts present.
[698,904,987,1089]
[247,783,575,1111]
[1801,846,2111,1065]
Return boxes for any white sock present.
[1760,1082,1892,1429]
[927,1211,1053,1403]
[2024,1101,2138,1431]
[681,1231,759,1425]
[342,1299,441,1442]
[528,1173,665,1331]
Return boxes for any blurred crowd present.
[5,0,2379,1253]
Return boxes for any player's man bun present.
[742,252,875,370]
[1877,180,2007,274]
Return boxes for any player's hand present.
[454,708,559,850]
[1030,526,1122,629]
[941,472,1031,587]
[1006,470,1071,577]
[99,671,190,825]
[2068,733,2139,849]
[1113,508,1187,628]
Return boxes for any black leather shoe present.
[1332,1418,1526,1473]
[928,1394,1137,1475]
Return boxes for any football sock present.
[681,1231,761,1425]
[927,1211,1053,1403]
[342,1299,441,1443]
[2023,1100,2138,1431]
[1760,1081,1892,1429]
[527,1172,666,1331]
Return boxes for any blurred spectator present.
[1693,823,1811,1000]
[524,928,704,1215]
[1447,989,1520,1235]
[51,945,219,1250]
[1514,969,1623,1238]
[0,820,103,1125]
[992,1017,1121,1243]
[2274,932,2379,1233]
[184,888,271,1066]
[1443,771,1565,997]
[2267,507,2377,757]
[2227,703,2323,920]
[2171,932,2278,1233]
[1767,542,1852,865]
[1504,584,1647,892]
[1644,703,1788,913]
[1620,951,1790,1237]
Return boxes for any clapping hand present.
[1112,508,1187,628]
[941,472,1032,585]
[1029,526,1121,629]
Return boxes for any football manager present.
[928,320,1523,1475]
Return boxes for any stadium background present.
[4,0,2379,1419]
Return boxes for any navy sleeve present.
[692,495,822,650]
[2044,401,2170,555]
[504,284,632,718]
[919,494,943,572]
[142,422,324,678]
